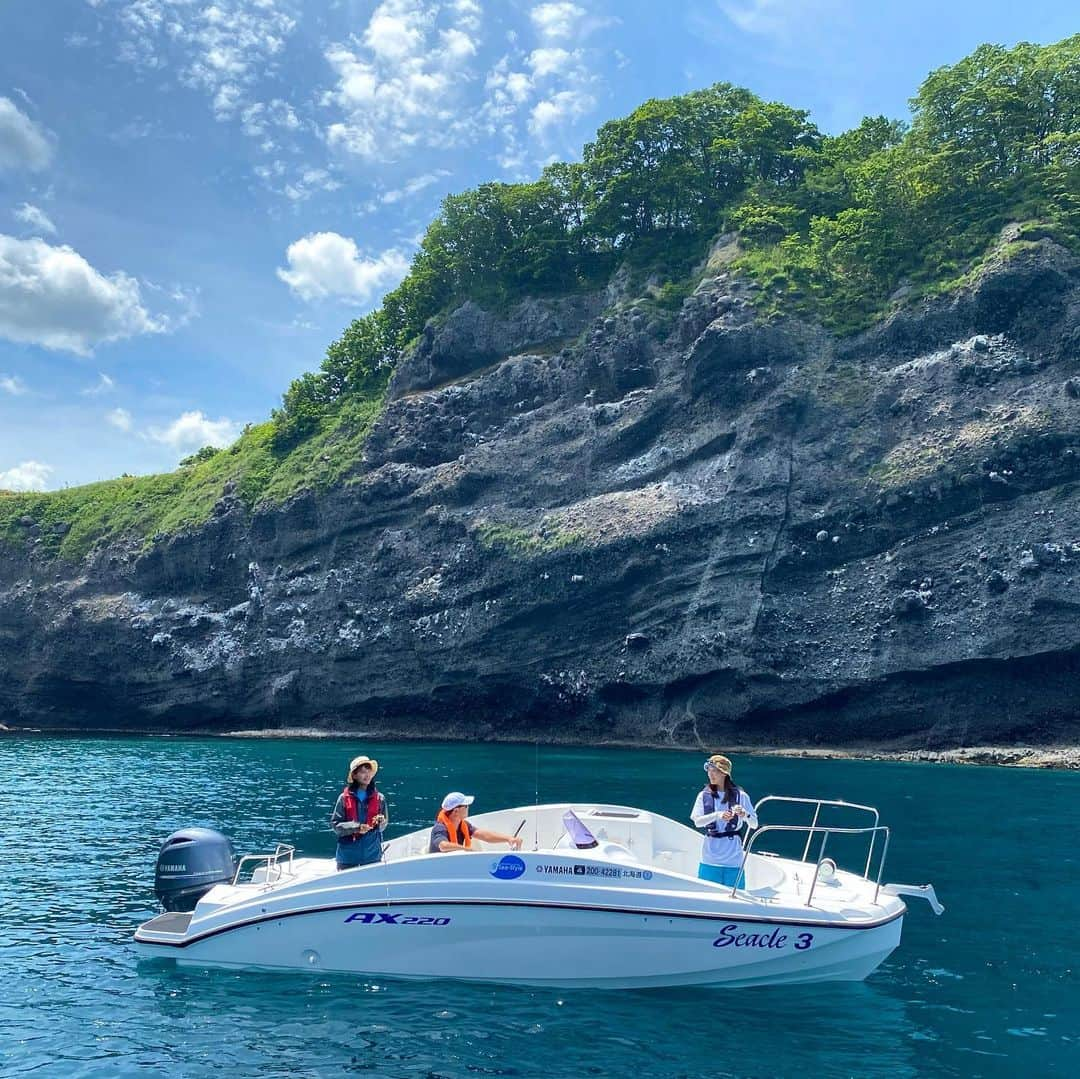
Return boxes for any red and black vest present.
[341,784,381,841]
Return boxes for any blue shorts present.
[698,863,743,887]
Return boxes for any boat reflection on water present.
[133,956,927,1078]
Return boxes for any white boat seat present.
[742,852,786,892]
[598,841,639,864]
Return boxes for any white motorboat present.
[134,797,942,988]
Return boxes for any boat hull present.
[136,802,922,988]
[137,899,904,988]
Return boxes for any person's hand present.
[720,810,733,821]
[733,805,746,818]
[372,814,386,826]
[508,837,523,850]
[359,824,371,834]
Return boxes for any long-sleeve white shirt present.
[690,787,758,867]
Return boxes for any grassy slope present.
[736,218,1077,334]
[0,395,383,562]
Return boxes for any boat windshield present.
[562,809,599,849]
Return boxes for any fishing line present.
[534,739,540,851]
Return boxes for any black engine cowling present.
[154,828,237,912]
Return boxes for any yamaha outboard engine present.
[154,828,237,912]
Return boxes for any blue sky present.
[0,0,1074,491]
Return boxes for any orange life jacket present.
[436,808,472,848]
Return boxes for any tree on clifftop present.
[272,35,1080,441]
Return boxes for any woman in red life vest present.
[428,792,524,852]
[330,755,388,870]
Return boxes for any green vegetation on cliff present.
[0,396,383,560]
[275,35,1079,440]
[3,36,1077,560]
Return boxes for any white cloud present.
[115,0,297,121]
[81,372,117,396]
[148,410,241,453]
[322,0,484,161]
[479,7,606,167]
[0,96,54,172]
[13,202,57,236]
[364,3,426,60]
[485,61,533,108]
[529,89,594,136]
[107,407,133,432]
[528,47,576,77]
[109,118,158,143]
[254,159,287,181]
[0,460,53,492]
[0,234,169,355]
[451,0,482,26]
[240,98,301,138]
[718,0,827,36]
[504,71,533,104]
[212,83,244,120]
[1,374,27,395]
[282,168,342,203]
[441,27,477,60]
[363,169,451,211]
[277,232,410,304]
[529,3,585,39]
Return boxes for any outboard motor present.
[154,828,237,912]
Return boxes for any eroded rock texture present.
[3,237,1080,749]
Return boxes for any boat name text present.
[712,925,814,950]
[344,912,451,926]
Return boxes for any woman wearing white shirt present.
[690,754,758,886]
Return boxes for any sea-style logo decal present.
[490,855,527,880]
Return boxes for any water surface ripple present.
[1,734,1076,1077]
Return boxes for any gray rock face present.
[3,239,1080,750]
[388,295,605,398]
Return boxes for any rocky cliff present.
[3,232,1080,749]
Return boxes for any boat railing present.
[232,843,297,886]
[736,797,890,906]
[754,796,881,872]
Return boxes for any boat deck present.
[190,802,897,925]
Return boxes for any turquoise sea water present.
[0,733,1076,1078]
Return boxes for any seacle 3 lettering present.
[712,925,813,950]
[344,912,450,926]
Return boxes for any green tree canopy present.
[272,35,1080,441]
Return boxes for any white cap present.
[441,791,475,811]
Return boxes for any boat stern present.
[134,910,195,955]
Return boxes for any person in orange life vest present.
[330,755,388,870]
[429,792,524,853]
